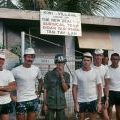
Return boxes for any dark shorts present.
[16,98,39,114]
[78,100,97,113]
[109,91,120,106]
[0,102,13,114]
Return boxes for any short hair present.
[83,56,92,61]
[111,53,119,58]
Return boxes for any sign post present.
[40,10,81,36]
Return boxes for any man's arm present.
[72,84,79,112]
[97,83,102,112]
[72,85,78,104]
[10,90,17,102]
[104,78,110,108]
[104,66,110,101]
[37,78,44,96]
[43,72,49,113]
[97,83,102,103]
[43,89,48,113]
[0,81,16,92]
[0,91,8,96]
[104,78,109,100]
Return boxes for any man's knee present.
[17,113,25,120]
[116,106,120,120]
[89,112,97,120]
[79,113,85,120]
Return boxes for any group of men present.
[0,47,120,120]
[0,48,70,120]
[72,49,120,120]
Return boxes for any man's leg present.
[89,112,97,120]
[17,113,25,120]
[98,98,109,120]
[16,101,26,120]
[115,91,120,120]
[1,114,9,120]
[98,109,109,120]
[78,102,86,120]
[103,109,109,120]
[45,109,55,120]
[88,100,98,120]
[108,105,113,120]
[27,112,36,120]
[56,109,66,120]
[108,91,115,120]
[27,98,39,120]
[0,102,13,120]
[102,97,109,120]
[79,113,85,120]
[115,105,120,120]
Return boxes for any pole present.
[65,63,73,78]
[29,28,32,47]
[21,31,25,63]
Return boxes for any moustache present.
[27,60,33,62]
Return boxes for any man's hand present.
[11,95,17,102]
[97,102,102,113]
[74,102,79,113]
[104,100,109,109]
[43,104,48,114]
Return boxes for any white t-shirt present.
[0,69,15,104]
[109,66,120,91]
[72,68,101,102]
[12,65,42,102]
[93,64,110,87]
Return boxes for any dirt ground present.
[68,111,116,120]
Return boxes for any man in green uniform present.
[44,54,70,120]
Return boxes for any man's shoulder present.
[101,64,108,68]
[109,65,120,70]
[44,70,54,81]
[45,70,54,75]
[31,65,39,70]
[75,68,82,73]
[3,69,12,74]
[93,64,107,71]
[91,67,100,73]
[12,65,22,71]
